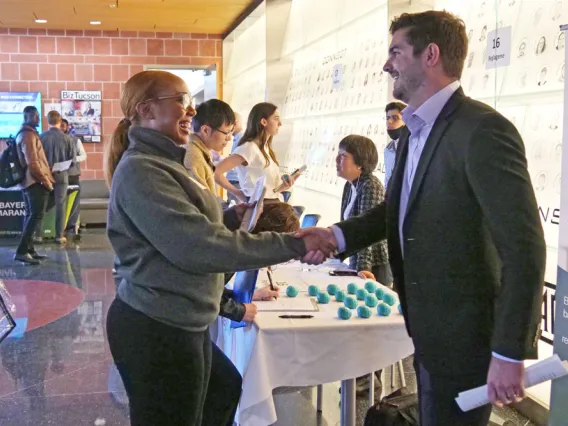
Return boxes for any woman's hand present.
[280,174,295,190]
[253,285,279,301]
[358,270,376,280]
[242,303,258,322]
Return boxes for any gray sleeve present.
[115,159,306,274]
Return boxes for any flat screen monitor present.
[0,92,42,139]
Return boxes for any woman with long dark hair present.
[214,102,294,202]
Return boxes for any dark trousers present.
[414,359,492,426]
[107,298,241,426]
[53,181,68,239]
[17,184,49,255]
[66,175,80,232]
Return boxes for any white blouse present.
[232,141,281,198]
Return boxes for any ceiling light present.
[109,4,116,7]
[35,19,47,23]
[90,20,102,25]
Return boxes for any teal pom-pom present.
[327,284,340,295]
[317,292,330,304]
[357,305,372,318]
[347,283,358,294]
[356,288,368,301]
[398,304,402,314]
[377,303,392,316]
[338,306,352,320]
[375,288,385,300]
[335,290,346,302]
[308,285,320,297]
[383,293,396,306]
[364,281,377,293]
[344,296,358,309]
[365,294,379,308]
[286,286,298,297]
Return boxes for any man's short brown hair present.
[252,202,300,234]
[390,10,468,79]
[47,110,62,126]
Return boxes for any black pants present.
[17,183,49,255]
[66,175,80,232]
[415,359,492,426]
[107,298,241,426]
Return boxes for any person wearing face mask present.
[384,101,406,191]
[104,71,335,426]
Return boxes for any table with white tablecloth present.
[213,260,414,426]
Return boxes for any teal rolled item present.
[308,285,320,297]
[338,306,352,320]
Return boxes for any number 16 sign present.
[485,26,512,69]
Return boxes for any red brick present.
[94,169,106,179]
[57,37,74,54]
[128,38,146,55]
[11,81,29,91]
[75,37,93,54]
[20,63,38,80]
[94,64,112,81]
[57,63,75,81]
[47,29,65,36]
[39,63,57,80]
[199,40,215,57]
[111,38,129,55]
[1,63,18,80]
[93,38,110,55]
[19,36,38,53]
[165,39,181,56]
[120,31,138,38]
[190,57,216,66]
[84,82,103,91]
[84,30,102,37]
[85,55,120,64]
[76,64,94,81]
[208,34,223,40]
[86,152,103,170]
[110,100,122,117]
[0,29,8,35]
[9,28,27,35]
[0,35,18,53]
[121,55,155,65]
[82,169,96,179]
[11,54,47,62]
[69,82,85,90]
[102,99,112,115]
[0,81,9,91]
[47,54,84,63]
[0,54,9,62]
[129,64,144,75]
[156,57,192,65]
[191,33,208,39]
[182,40,198,56]
[48,81,66,98]
[215,40,222,56]
[173,32,191,39]
[112,64,130,82]
[103,82,121,99]
[156,32,173,39]
[29,81,48,95]
[147,39,164,56]
[38,37,55,53]
[138,31,155,38]
[103,30,120,37]
[66,30,84,36]
[28,29,47,36]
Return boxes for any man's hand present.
[253,285,279,301]
[358,270,376,280]
[487,356,525,407]
[242,303,258,323]
[295,227,338,265]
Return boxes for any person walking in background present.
[384,101,406,190]
[61,118,87,241]
[14,106,53,265]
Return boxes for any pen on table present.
[279,315,314,319]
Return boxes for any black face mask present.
[387,126,404,140]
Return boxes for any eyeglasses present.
[144,93,193,109]
[213,128,234,137]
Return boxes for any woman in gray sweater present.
[104,70,333,426]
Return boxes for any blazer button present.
[411,282,418,286]
[405,238,415,243]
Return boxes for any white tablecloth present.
[214,260,414,426]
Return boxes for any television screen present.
[0,92,42,139]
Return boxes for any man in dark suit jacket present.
[300,10,546,426]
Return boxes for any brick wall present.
[0,28,223,179]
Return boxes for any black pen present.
[267,267,276,291]
[279,315,314,319]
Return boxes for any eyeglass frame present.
[143,92,194,110]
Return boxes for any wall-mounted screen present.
[0,92,42,139]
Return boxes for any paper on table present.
[240,176,266,232]
[455,354,568,412]
[255,297,319,312]
[52,160,72,172]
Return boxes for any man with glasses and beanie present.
[184,99,235,193]
[384,101,406,190]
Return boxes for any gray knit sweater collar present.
[128,126,186,165]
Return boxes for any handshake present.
[294,227,339,265]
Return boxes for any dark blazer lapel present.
[405,88,466,216]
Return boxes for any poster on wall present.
[60,90,102,143]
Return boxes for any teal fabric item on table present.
[365,294,378,307]
[364,282,377,293]
[357,305,372,318]
[335,290,346,302]
[308,285,320,297]
[327,284,340,295]
[347,283,358,294]
[375,288,385,300]
[317,292,330,304]
[383,293,396,306]
[344,296,358,309]
[377,303,391,316]
[356,288,368,301]
[338,306,352,320]
[286,286,298,297]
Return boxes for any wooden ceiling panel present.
[0,0,255,34]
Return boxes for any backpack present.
[364,389,419,426]
[0,131,26,188]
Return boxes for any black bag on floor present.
[364,389,419,426]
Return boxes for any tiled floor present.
[0,229,540,425]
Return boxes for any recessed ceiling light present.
[109,3,116,8]
[35,19,47,23]
[90,20,102,25]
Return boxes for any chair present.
[301,214,321,228]
[281,191,292,203]
[293,205,305,218]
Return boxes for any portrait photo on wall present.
[60,90,102,143]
